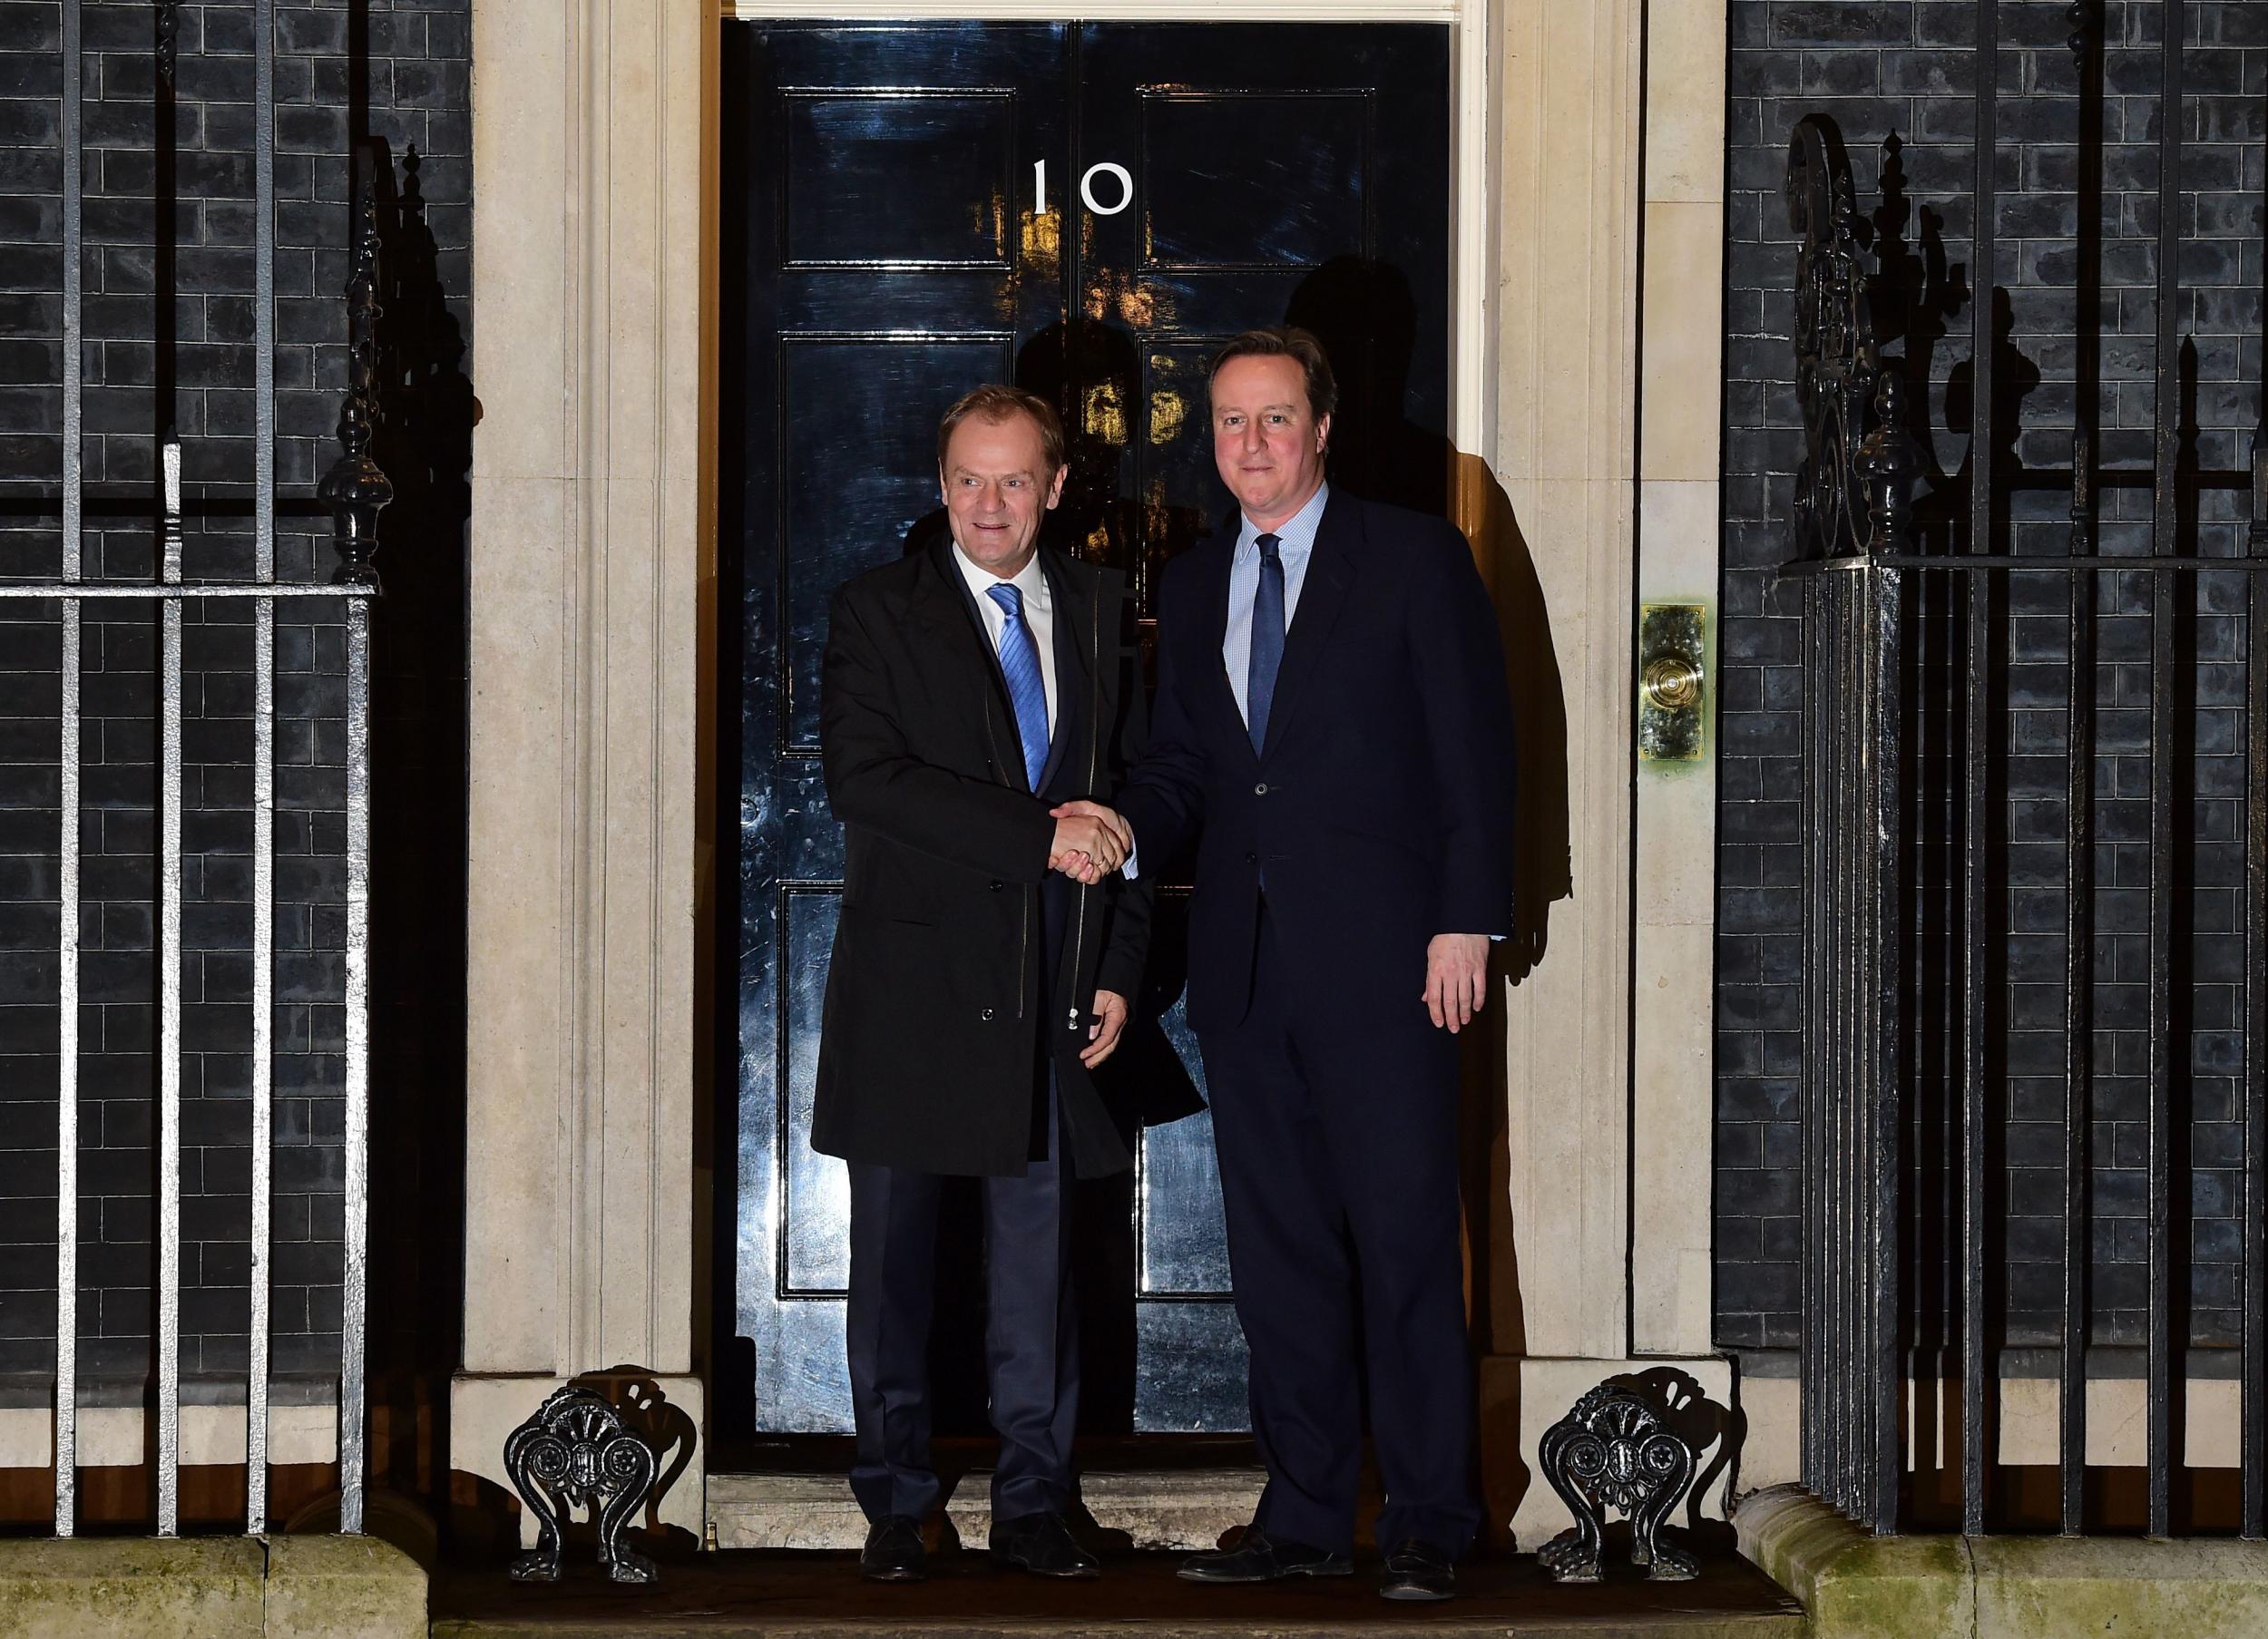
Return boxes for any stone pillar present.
[1492,0,1642,1368]
[1485,0,1730,1549]
[1629,0,1726,1361]
[452,0,715,1541]
[1485,0,1644,1550]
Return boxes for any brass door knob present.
[1641,655,1703,712]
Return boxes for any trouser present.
[1196,905,1481,1556]
[845,1082,1078,1524]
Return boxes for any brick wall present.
[0,0,468,1447]
[1717,0,2266,1355]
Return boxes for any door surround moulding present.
[459,0,1723,1544]
[728,0,1501,456]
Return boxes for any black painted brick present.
[0,0,469,1393]
[1716,0,2264,1355]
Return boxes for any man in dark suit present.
[1065,327,1515,1601]
[816,385,1150,1583]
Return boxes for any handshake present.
[1047,800,1132,885]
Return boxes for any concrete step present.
[707,1467,1267,1552]
[431,1546,1808,1638]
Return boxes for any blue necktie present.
[987,582,1050,791]
[1246,532,1285,752]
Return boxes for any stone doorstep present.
[0,1534,425,1639]
[708,1466,1268,1551]
[429,1547,1806,1639]
[1735,1483,2268,1639]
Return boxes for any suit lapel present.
[1037,551,1090,795]
[1260,491,1359,759]
[1188,528,1249,756]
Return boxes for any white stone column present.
[1487,0,1731,1549]
[1630,0,1727,1361]
[453,0,715,1540]
[1492,0,1644,1371]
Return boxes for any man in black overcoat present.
[1064,328,1517,1601]
[815,385,1149,1584]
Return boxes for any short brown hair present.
[936,384,1065,475]
[1207,327,1338,424]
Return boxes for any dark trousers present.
[845,1081,1078,1523]
[1197,906,1481,1556]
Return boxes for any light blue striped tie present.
[987,582,1050,791]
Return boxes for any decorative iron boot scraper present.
[1537,1380,1698,1584]
[503,1387,660,1584]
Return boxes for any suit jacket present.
[814,534,1153,1177]
[1117,490,1515,1034]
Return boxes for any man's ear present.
[1046,463,1068,510]
[1315,412,1332,455]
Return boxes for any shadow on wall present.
[364,136,475,1532]
[1452,449,1573,1545]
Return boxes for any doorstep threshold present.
[709,1466,1267,1552]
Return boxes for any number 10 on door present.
[1034,160,1133,217]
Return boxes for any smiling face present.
[1211,352,1331,532]
[939,408,1067,577]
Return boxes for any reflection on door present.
[724,19,1451,1435]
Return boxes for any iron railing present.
[4,1,389,1537]
[1783,0,2268,1538]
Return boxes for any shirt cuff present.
[1122,842,1140,881]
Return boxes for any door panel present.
[726,18,1451,1439]
[1078,20,1453,587]
[782,93,1019,268]
[777,335,1015,751]
[780,889,846,1294]
[1139,94,1372,270]
[1074,23,1452,1433]
[728,22,1070,1436]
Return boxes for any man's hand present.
[1422,933,1492,1032]
[1050,802,1131,883]
[1080,990,1129,1068]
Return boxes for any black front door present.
[722,19,1450,1438]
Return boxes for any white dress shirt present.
[952,538,1057,737]
[1223,479,1330,727]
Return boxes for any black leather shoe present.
[989,1511,1100,1578]
[1178,1525,1354,1584]
[1378,1537,1456,1601]
[859,1515,926,1583]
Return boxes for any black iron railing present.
[3,1,389,1537]
[1782,0,2268,1540]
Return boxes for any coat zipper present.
[1066,584,1105,1033]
